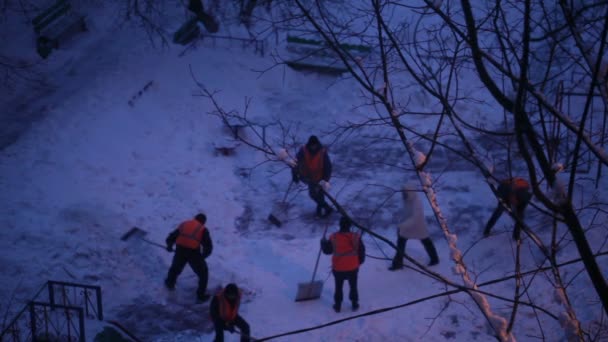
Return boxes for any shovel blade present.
[121,226,148,241]
[294,280,324,302]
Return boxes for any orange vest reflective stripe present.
[217,289,241,323]
[512,177,529,190]
[175,220,205,249]
[300,146,325,183]
[330,232,360,272]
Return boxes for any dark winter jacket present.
[166,227,213,258]
[321,232,365,266]
[295,145,332,184]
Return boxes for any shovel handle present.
[142,238,171,251]
[310,224,329,283]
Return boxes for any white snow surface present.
[1,2,607,342]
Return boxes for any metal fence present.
[0,281,103,342]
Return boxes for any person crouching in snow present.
[321,216,366,312]
[389,183,439,270]
[292,135,334,218]
[483,177,532,240]
[165,213,213,302]
[210,283,251,342]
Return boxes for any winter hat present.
[225,283,239,299]
[195,213,207,224]
[339,216,351,231]
[307,135,321,148]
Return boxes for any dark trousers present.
[166,246,208,297]
[308,183,331,216]
[391,236,439,267]
[213,316,250,342]
[333,269,359,307]
[483,202,527,240]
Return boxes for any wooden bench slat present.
[41,11,83,37]
[33,0,86,58]
[32,0,68,26]
[34,1,70,34]
[285,33,371,74]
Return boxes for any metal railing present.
[29,301,85,342]
[47,281,103,321]
[0,280,103,342]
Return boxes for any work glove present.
[226,324,235,333]
[291,167,299,184]
[319,180,330,191]
[166,244,174,252]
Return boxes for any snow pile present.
[277,147,296,167]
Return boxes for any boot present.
[422,238,439,266]
[388,237,406,271]
[388,257,403,271]
[352,301,359,311]
[333,303,341,313]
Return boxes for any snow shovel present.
[121,226,169,251]
[268,181,294,227]
[295,225,328,302]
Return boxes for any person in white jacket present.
[389,183,439,270]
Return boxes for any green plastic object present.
[285,61,348,75]
[287,35,371,54]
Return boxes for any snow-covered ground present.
[1,1,607,341]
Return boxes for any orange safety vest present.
[217,289,242,323]
[511,177,529,190]
[330,232,360,272]
[506,177,530,206]
[175,220,205,250]
[299,146,325,183]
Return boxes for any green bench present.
[173,12,220,45]
[173,17,201,45]
[32,0,87,59]
[285,35,372,75]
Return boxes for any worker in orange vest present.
[293,135,334,218]
[483,177,532,240]
[210,283,251,342]
[321,216,366,312]
[165,213,213,302]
